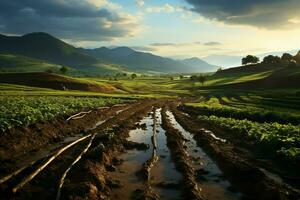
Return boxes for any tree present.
[263,55,281,64]
[217,67,223,72]
[198,75,207,86]
[60,66,68,74]
[281,53,293,61]
[179,75,184,80]
[242,55,259,65]
[131,73,137,80]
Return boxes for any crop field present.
[183,93,300,160]
[0,96,127,132]
[1,74,300,200]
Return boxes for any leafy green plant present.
[0,96,125,132]
[198,115,300,160]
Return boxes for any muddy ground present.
[0,99,299,200]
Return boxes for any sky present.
[0,0,300,60]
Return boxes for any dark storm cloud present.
[0,0,139,41]
[185,0,300,29]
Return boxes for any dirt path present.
[0,99,299,200]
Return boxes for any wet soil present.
[0,99,299,200]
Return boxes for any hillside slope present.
[0,54,63,72]
[0,73,119,92]
[204,62,300,89]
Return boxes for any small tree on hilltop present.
[263,55,281,64]
[281,53,293,62]
[242,55,260,65]
[131,73,137,80]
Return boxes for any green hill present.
[203,63,300,90]
[0,53,64,73]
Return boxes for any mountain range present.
[0,32,217,75]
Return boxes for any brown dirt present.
[2,99,299,200]
[179,104,300,181]
[161,106,205,200]
[171,104,300,200]
[0,103,129,175]
[0,99,166,199]
[0,72,118,92]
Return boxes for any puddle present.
[166,111,242,200]
[109,109,182,200]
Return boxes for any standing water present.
[166,111,242,200]
[109,109,182,199]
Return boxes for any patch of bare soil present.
[171,104,300,200]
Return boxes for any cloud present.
[151,43,177,46]
[0,0,141,41]
[204,42,221,46]
[146,4,174,13]
[131,46,155,52]
[185,0,300,29]
[135,0,145,7]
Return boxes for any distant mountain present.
[81,47,217,73]
[0,32,217,74]
[181,57,219,72]
[0,32,97,66]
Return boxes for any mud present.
[1,99,299,200]
[171,104,300,200]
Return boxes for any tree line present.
[242,51,300,67]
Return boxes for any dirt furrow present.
[58,100,164,200]
[0,100,158,199]
[170,104,300,200]
[161,107,205,200]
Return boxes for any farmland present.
[0,96,126,132]
[0,68,300,200]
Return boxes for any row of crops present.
[0,96,126,133]
[185,104,300,125]
[185,96,300,160]
[198,115,300,160]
